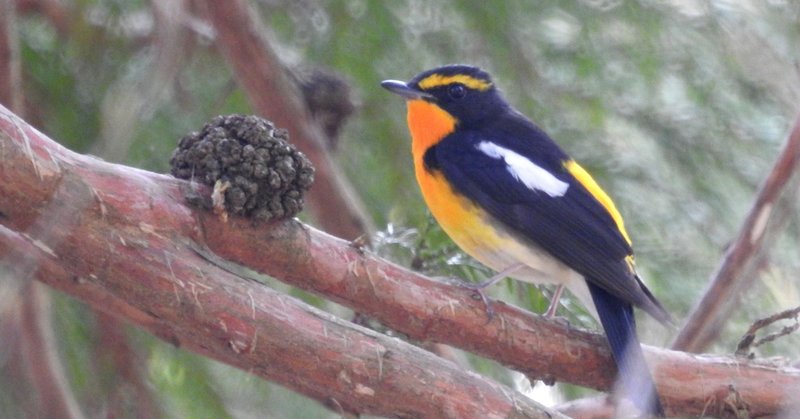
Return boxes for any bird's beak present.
[381,80,433,100]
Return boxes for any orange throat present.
[406,99,459,218]
[406,99,457,169]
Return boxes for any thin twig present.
[735,306,800,357]
[672,115,800,352]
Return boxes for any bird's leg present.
[544,284,565,318]
[459,263,525,321]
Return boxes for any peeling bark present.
[1,106,799,417]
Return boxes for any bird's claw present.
[458,281,495,323]
[548,315,570,328]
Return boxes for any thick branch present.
[199,0,374,240]
[1,106,799,417]
[0,106,559,418]
[0,226,560,419]
[672,115,800,352]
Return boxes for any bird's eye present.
[448,84,467,99]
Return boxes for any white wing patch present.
[476,141,569,197]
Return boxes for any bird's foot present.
[548,315,571,328]
[457,281,496,322]
[449,263,527,323]
[541,285,570,326]
[543,284,565,318]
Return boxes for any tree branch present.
[1,4,85,418]
[0,105,560,418]
[0,224,564,418]
[671,115,800,352]
[197,0,375,240]
[1,106,799,417]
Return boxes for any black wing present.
[432,127,660,314]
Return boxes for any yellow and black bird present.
[382,65,672,416]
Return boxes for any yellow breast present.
[405,99,506,262]
[417,169,507,255]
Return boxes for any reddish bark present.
[1,107,800,417]
[0,106,560,418]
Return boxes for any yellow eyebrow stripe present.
[563,160,633,246]
[417,74,492,91]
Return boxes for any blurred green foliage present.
[5,0,800,416]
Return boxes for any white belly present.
[467,223,598,318]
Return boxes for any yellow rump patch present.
[625,254,637,274]
[417,74,492,92]
[563,160,633,246]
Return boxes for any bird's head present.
[381,64,508,130]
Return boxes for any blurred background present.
[2,0,800,417]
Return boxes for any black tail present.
[588,281,664,417]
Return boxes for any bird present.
[381,64,672,417]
